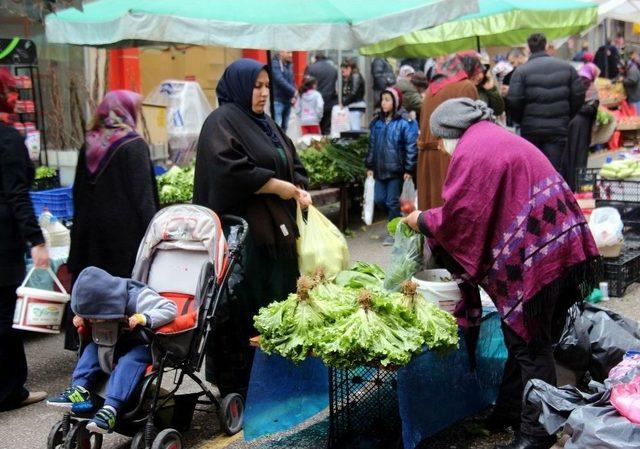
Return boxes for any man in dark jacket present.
[372,57,395,108]
[0,121,49,411]
[305,52,338,135]
[594,40,621,80]
[507,33,585,171]
[271,51,296,132]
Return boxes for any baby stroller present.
[47,204,249,449]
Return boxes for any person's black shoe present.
[493,433,557,449]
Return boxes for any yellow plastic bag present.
[296,205,350,279]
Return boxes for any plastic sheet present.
[397,311,508,449]
[244,351,329,441]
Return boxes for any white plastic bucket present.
[13,267,70,334]
[412,269,461,313]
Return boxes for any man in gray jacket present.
[622,51,640,113]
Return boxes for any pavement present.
[2,212,639,449]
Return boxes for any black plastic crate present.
[575,167,640,203]
[603,240,640,297]
[328,366,400,449]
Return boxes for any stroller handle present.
[221,214,249,249]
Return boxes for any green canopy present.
[361,0,598,57]
[44,0,478,50]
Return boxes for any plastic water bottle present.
[599,282,610,301]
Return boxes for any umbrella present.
[44,0,478,50]
[360,0,598,57]
[596,0,640,22]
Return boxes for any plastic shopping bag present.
[330,105,350,138]
[296,205,350,279]
[383,222,423,291]
[362,174,375,226]
[588,207,624,247]
[400,179,417,215]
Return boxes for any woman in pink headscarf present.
[578,53,601,101]
[66,91,158,348]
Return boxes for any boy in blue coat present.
[366,87,418,245]
[47,267,177,433]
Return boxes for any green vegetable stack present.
[599,159,640,180]
[35,166,57,179]
[157,165,194,205]
[596,108,613,126]
[297,136,368,188]
[254,264,460,368]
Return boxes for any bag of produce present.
[384,221,422,291]
[588,207,624,248]
[330,105,350,138]
[400,179,417,214]
[362,174,375,226]
[297,205,350,279]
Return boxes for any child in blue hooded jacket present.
[365,87,418,245]
[47,267,177,434]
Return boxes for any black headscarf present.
[216,58,282,148]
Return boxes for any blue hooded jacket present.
[366,102,418,180]
[71,266,177,329]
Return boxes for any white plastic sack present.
[589,207,624,247]
[330,105,350,138]
[362,174,375,226]
[400,179,417,215]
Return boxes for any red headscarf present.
[85,90,141,175]
[428,51,483,95]
[0,67,17,118]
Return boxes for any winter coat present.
[395,79,423,116]
[270,56,296,103]
[594,44,620,79]
[507,52,585,140]
[561,100,598,190]
[68,137,159,280]
[417,79,478,210]
[366,109,418,180]
[305,58,338,106]
[72,266,177,329]
[0,123,44,286]
[295,90,324,126]
[371,58,395,104]
[478,85,505,116]
[342,73,365,106]
[623,62,640,103]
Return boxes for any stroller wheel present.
[64,421,103,449]
[47,420,67,449]
[151,428,183,449]
[130,430,145,449]
[219,393,244,435]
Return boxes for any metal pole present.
[266,50,276,118]
[476,35,481,53]
[338,49,343,106]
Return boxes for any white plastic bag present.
[362,174,375,226]
[330,105,350,138]
[589,207,624,247]
[400,179,417,214]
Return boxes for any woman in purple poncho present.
[405,98,601,449]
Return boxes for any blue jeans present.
[374,177,402,221]
[72,342,151,411]
[274,101,292,132]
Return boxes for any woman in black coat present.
[0,66,49,410]
[193,59,311,397]
[66,90,158,348]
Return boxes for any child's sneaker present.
[46,386,91,409]
[86,406,117,434]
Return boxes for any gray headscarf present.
[430,98,494,139]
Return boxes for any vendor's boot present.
[480,411,520,433]
[494,433,557,449]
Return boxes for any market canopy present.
[596,0,640,22]
[360,0,599,57]
[44,0,479,50]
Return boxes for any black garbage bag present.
[525,378,640,449]
[554,305,591,372]
[583,304,640,382]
